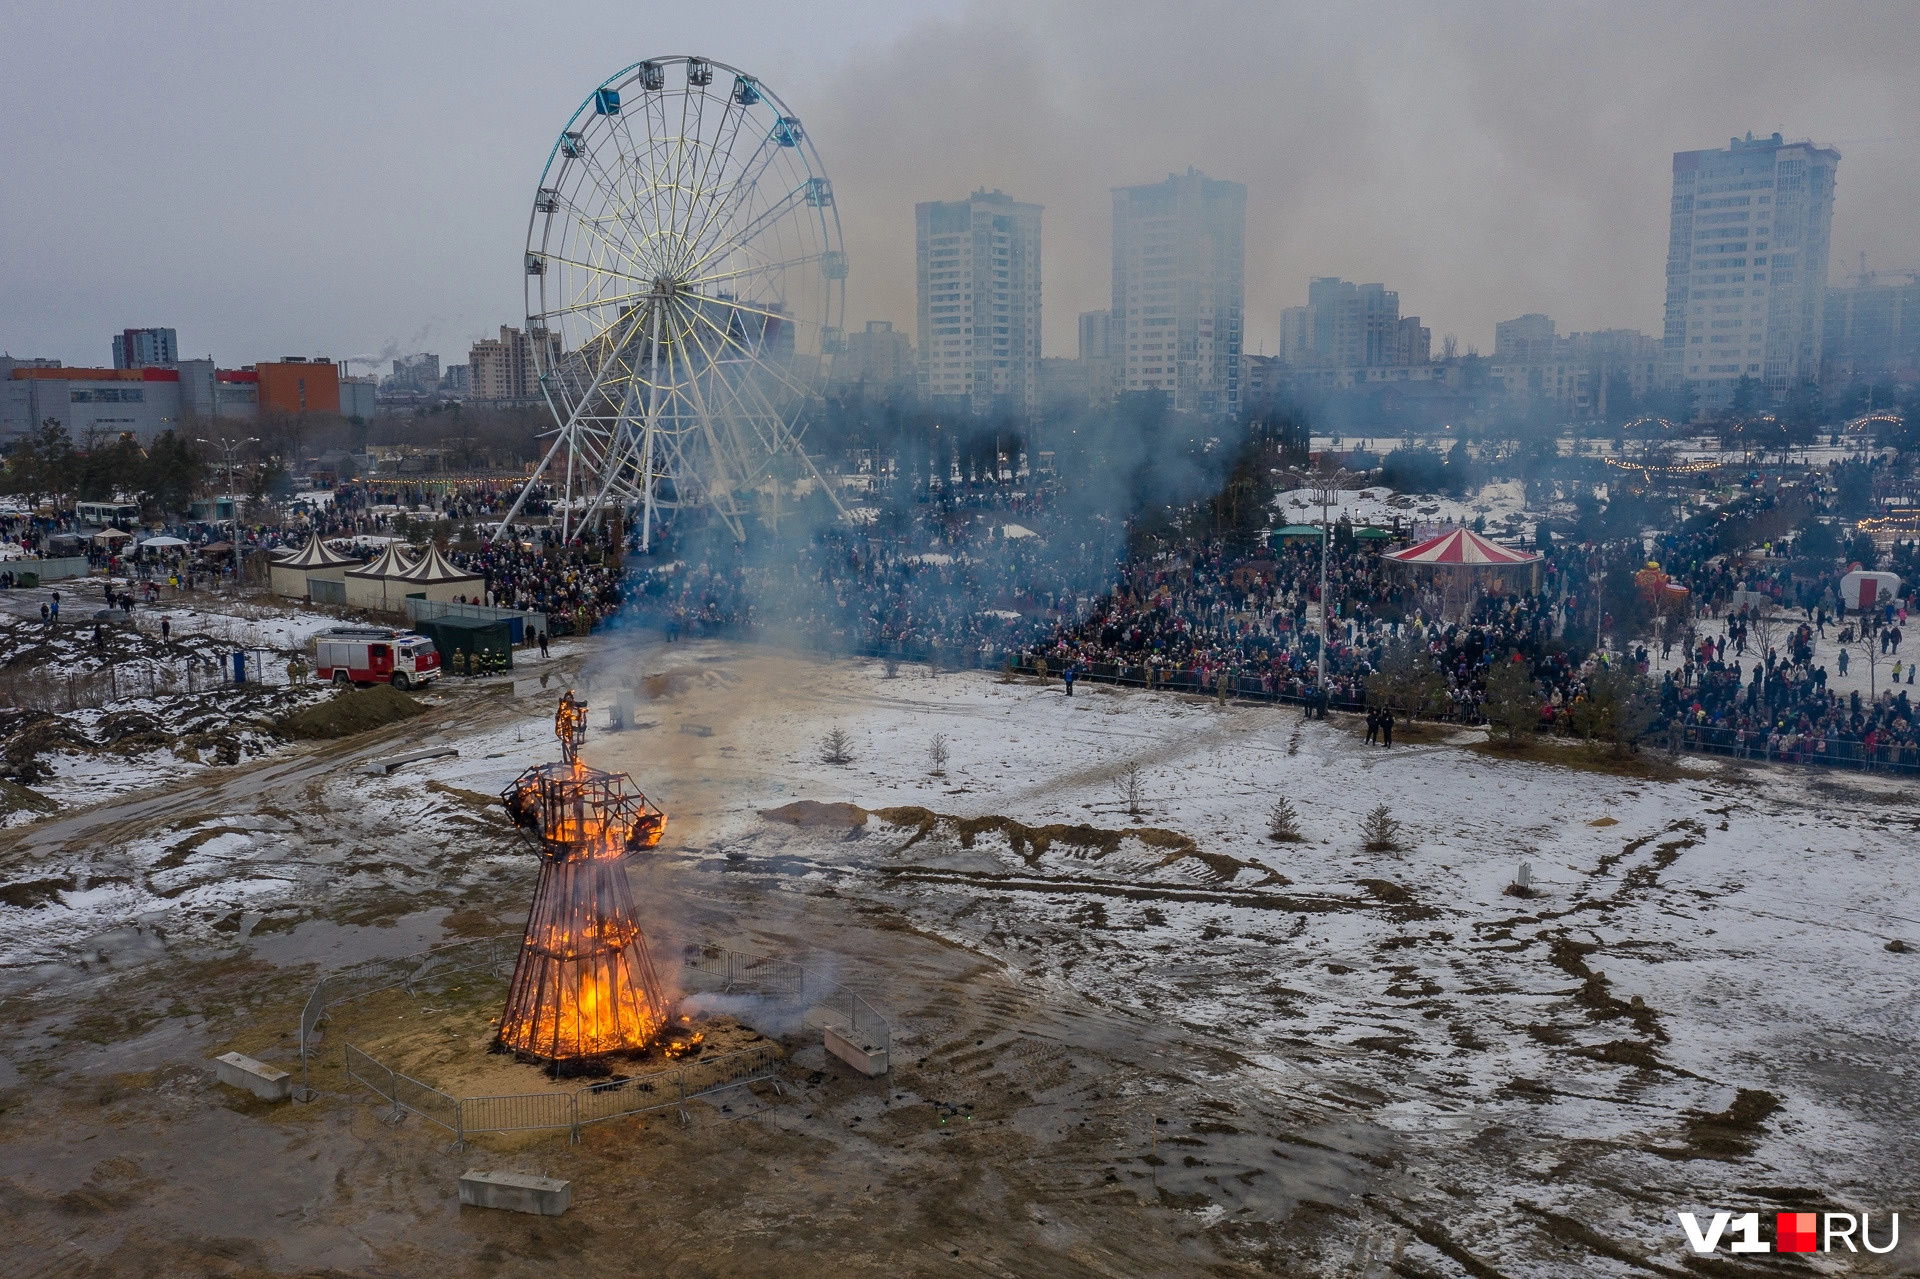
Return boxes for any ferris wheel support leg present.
[642,304,662,553]
[494,427,571,538]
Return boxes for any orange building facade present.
[255,358,340,415]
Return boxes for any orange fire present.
[497,692,671,1063]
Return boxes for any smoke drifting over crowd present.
[4,2,1918,364]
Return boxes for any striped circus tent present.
[1383,527,1541,567]
[1383,527,1542,615]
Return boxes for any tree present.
[1730,375,1761,415]
[1113,762,1146,817]
[1361,804,1407,853]
[820,727,854,765]
[1267,797,1304,843]
[1570,663,1658,754]
[1483,655,1541,745]
[1851,630,1887,699]
[1845,532,1880,570]
[927,733,949,777]
[1367,637,1447,720]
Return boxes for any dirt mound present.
[760,800,869,827]
[276,684,426,739]
[1677,1087,1781,1159]
[0,777,57,819]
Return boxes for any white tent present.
[344,543,420,611]
[270,532,358,598]
[390,543,486,604]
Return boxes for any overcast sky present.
[3,1,1916,370]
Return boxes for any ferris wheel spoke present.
[673,132,788,278]
[684,182,815,276]
[559,183,657,278]
[548,161,652,272]
[530,285,647,327]
[670,96,754,266]
[682,304,817,405]
[539,253,657,289]
[571,144,656,264]
[684,251,828,291]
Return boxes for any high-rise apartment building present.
[914,189,1042,417]
[1278,280,1426,369]
[387,353,441,394]
[1823,271,1920,383]
[469,325,560,403]
[1661,132,1839,415]
[1112,169,1245,416]
[1491,315,1661,418]
[1078,310,1113,361]
[112,327,178,369]
[831,320,916,398]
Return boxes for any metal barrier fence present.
[347,1041,778,1144]
[301,936,876,1144]
[404,596,549,643]
[1664,721,1920,777]
[681,944,891,1052]
[5,555,92,583]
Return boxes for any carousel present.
[1383,527,1542,618]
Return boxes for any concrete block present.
[824,1024,889,1077]
[459,1170,572,1216]
[213,1051,291,1102]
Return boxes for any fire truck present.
[313,626,441,689]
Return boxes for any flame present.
[496,713,672,1062]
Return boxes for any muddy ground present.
[0,633,1917,1277]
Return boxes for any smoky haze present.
[3,1,1916,367]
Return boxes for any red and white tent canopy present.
[1384,528,1541,567]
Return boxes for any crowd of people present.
[1661,608,1918,769]
[616,495,1104,661]
[445,524,625,631]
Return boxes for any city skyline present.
[3,2,1918,375]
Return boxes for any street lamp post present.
[1287,460,1359,710]
[197,435,259,589]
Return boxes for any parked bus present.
[75,501,141,529]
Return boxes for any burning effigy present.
[496,691,670,1063]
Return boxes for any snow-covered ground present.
[1274,480,1535,539]
[571,642,1920,1275]
[4,637,1915,1273]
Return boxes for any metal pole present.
[1319,490,1330,697]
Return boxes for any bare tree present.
[1113,763,1146,817]
[820,727,854,765]
[1267,797,1304,843]
[882,655,900,679]
[927,732,950,777]
[1361,804,1407,853]
[1853,628,1887,699]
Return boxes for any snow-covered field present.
[575,642,1920,1275]
[1275,480,1533,537]
[3,635,1915,1273]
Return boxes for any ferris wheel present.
[499,56,848,547]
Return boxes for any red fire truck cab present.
[314,626,441,689]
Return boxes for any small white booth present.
[1840,569,1902,613]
